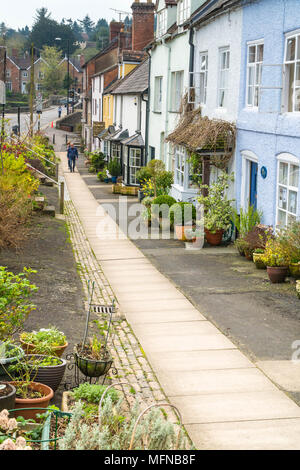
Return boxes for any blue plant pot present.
[111,176,117,184]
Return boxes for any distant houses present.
[5,51,84,95]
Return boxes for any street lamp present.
[55,37,71,115]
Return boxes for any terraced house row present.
[82,0,300,227]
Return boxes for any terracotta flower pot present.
[9,381,54,420]
[20,339,68,358]
[175,225,194,241]
[267,266,289,284]
[205,229,224,246]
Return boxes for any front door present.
[249,161,258,209]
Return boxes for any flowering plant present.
[262,239,290,267]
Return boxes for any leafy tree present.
[41,46,64,95]
[78,15,95,38]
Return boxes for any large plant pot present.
[0,345,24,381]
[175,225,193,242]
[289,263,300,279]
[20,339,68,358]
[253,253,266,270]
[0,382,16,413]
[25,355,67,392]
[205,229,224,246]
[267,266,289,284]
[9,382,54,420]
[111,176,117,184]
[74,351,112,378]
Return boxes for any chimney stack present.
[109,21,124,42]
[131,1,155,51]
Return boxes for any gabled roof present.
[60,56,83,73]
[122,133,144,147]
[112,59,149,95]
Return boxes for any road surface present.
[5,106,67,134]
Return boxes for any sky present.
[1,0,134,30]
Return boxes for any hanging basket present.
[74,346,113,378]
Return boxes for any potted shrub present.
[198,173,234,246]
[0,342,24,382]
[277,221,300,278]
[231,206,262,239]
[170,202,196,241]
[151,195,177,230]
[97,167,108,183]
[20,327,68,358]
[234,238,249,257]
[107,158,121,184]
[22,355,67,393]
[253,249,266,269]
[290,261,300,279]
[6,359,54,420]
[74,336,112,379]
[0,267,38,343]
[262,239,290,283]
[141,197,154,227]
[0,383,16,413]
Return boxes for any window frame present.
[284,31,300,113]
[157,8,167,38]
[246,40,264,108]
[217,47,230,109]
[154,76,163,112]
[170,70,184,113]
[276,154,299,226]
[198,51,208,106]
[177,0,191,25]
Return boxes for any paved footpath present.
[58,151,300,450]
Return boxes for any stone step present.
[42,205,56,217]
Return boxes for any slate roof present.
[122,133,145,147]
[112,59,149,95]
[191,0,241,26]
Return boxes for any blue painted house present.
[236,0,300,227]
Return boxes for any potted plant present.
[0,383,16,413]
[198,173,234,246]
[170,202,196,241]
[0,342,24,382]
[290,261,300,279]
[107,158,121,184]
[141,197,154,227]
[151,195,177,230]
[253,249,266,269]
[97,167,108,183]
[20,327,68,358]
[22,355,67,393]
[234,238,249,257]
[0,267,38,343]
[74,336,113,379]
[6,358,54,421]
[277,221,300,278]
[136,167,152,201]
[262,239,290,283]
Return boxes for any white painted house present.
[148,0,208,201]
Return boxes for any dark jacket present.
[67,147,78,160]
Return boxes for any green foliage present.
[89,152,106,173]
[0,267,38,341]
[136,167,152,185]
[71,383,119,405]
[20,327,66,355]
[231,205,262,237]
[97,168,108,182]
[152,195,177,208]
[108,158,121,177]
[59,398,191,450]
[41,46,64,94]
[156,171,174,196]
[170,202,197,226]
[262,238,291,268]
[277,221,300,263]
[198,173,235,233]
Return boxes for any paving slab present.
[171,390,300,424]
[186,418,300,450]
[147,349,255,371]
[123,308,206,324]
[133,321,222,337]
[140,333,236,353]
[257,361,300,392]
[154,368,277,397]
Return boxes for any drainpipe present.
[144,50,152,165]
[189,27,195,89]
[162,35,172,170]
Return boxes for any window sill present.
[153,110,162,114]
[169,110,181,114]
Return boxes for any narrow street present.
[6,106,66,134]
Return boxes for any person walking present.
[58,106,62,119]
[67,143,78,173]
